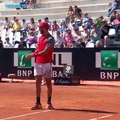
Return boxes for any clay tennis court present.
[0,79,120,120]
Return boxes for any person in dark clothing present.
[101,20,111,47]
[18,37,27,48]
[110,10,118,22]
[74,5,82,18]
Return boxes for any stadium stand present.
[0,0,111,21]
[0,0,120,48]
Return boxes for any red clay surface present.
[0,79,120,120]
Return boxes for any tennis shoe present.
[46,103,54,110]
[31,104,42,110]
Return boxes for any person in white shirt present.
[3,17,12,31]
[21,19,28,37]
[54,31,65,48]
[21,19,28,31]
[4,37,13,48]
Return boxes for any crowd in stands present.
[0,2,120,49]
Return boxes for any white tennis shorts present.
[34,63,52,78]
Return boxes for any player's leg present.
[36,75,42,104]
[44,63,54,109]
[31,75,42,110]
[45,77,54,109]
[31,63,43,110]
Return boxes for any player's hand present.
[25,54,34,59]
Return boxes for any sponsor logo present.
[96,50,119,70]
[101,50,118,70]
[18,51,32,68]
[63,65,74,74]
[14,51,33,77]
[52,52,72,67]
[14,50,34,68]
[96,50,120,80]
[52,52,72,77]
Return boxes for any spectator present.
[81,25,90,47]
[74,15,82,27]
[18,37,27,48]
[12,18,21,31]
[54,31,65,48]
[21,19,28,31]
[72,22,78,30]
[89,24,102,48]
[72,27,84,47]
[74,5,82,18]
[44,17,51,30]
[110,10,118,23]
[44,17,49,23]
[64,29,75,48]
[112,13,120,33]
[27,31,37,48]
[108,0,118,17]
[21,19,28,37]
[36,19,42,37]
[36,19,41,28]
[95,16,104,28]
[28,18,37,37]
[11,16,17,27]
[86,18,94,31]
[82,13,90,25]
[3,17,12,38]
[67,14,75,30]
[51,20,59,37]
[3,17,12,31]
[101,19,111,47]
[4,37,13,48]
[65,6,74,24]
[28,18,36,31]
[60,20,68,36]
[12,18,21,36]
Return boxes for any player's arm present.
[24,47,38,59]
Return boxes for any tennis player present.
[25,21,55,110]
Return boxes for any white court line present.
[0,110,52,120]
[89,114,113,120]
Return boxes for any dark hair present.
[44,17,48,20]
[6,37,9,40]
[38,19,41,22]
[22,19,25,21]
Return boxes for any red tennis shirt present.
[35,34,55,63]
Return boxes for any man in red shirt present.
[25,22,55,110]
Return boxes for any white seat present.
[108,28,116,36]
